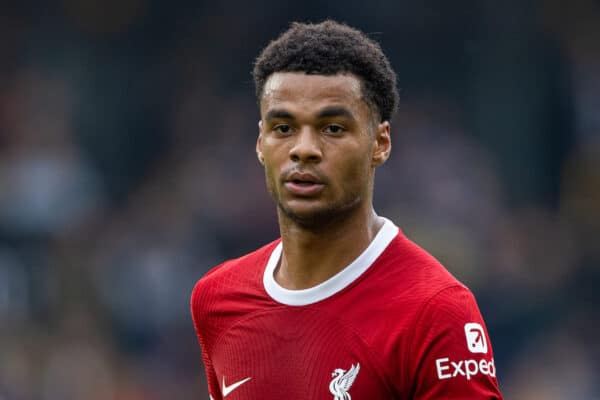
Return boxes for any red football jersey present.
[191,218,503,399]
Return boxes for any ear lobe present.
[372,150,388,166]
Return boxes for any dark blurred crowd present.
[1,1,599,399]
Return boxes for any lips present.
[284,171,325,196]
[288,172,320,184]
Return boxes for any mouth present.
[287,172,323,184]
[284,172,325,196]
[291,178,316,186]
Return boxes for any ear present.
[256,120,265,165]
[371,121,391,167]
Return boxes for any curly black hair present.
[253,20,399,122]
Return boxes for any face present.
[257,72,391,228]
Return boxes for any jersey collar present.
[263,217,399,306]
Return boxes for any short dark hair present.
[253,20,399,122]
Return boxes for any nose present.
[289,128,322,163]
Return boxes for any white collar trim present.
[263,217,399,306]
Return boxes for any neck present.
[275,205,384,290]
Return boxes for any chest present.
[209,308,396,399]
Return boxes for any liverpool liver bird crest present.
[329,363,360,400]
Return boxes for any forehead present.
[260,72,367,116]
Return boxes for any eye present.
[323,124,345,135]
[273,124,292,134]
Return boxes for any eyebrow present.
[264,109,294,121]
[316,106,354,120]
[264,106,355,121]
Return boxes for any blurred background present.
[0,0,599,399]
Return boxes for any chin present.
[278,199,360,229]
[280,205,325,225]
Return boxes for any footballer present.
[191,20,503,399]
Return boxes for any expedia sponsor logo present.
[435,322,495,381]
[464,323,487,354]
[435,357,496,380]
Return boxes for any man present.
[191,20,503,399]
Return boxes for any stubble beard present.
[275,192,363,231]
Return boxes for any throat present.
[275,213,385,290]
[274,255,342,290]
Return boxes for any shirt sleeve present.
[199,341,221,400]
[406,285,503,399]
[191,280,222,400]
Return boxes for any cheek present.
[262,153,285,195]
[335,151,372,190]
[263,162,278,191]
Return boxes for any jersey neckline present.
[263,217,399,306]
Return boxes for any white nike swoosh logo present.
[222,376,252,397]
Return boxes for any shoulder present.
[412,285,484,338]
[344,227,475,343]
[373,229,467,305]
[190,239,279,322]
[385,231,486,333]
